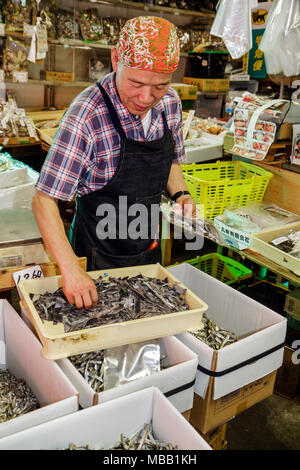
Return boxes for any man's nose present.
[139,87,153,105]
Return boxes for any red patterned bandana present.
[116,16,179,73]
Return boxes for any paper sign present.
[12,71,28,83]
[13,265,44,287]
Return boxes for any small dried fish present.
[69,351,104,393]
[0,369,38,423]
[191,313,237,350]
[33,275,189,333]
[60,422,178,450]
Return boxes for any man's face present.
[111,49,172,119]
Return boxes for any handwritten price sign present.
[13,266,44,294]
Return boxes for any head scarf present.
[116,16,179,73]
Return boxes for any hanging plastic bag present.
[260,0,300,77]
[210,0,258,59]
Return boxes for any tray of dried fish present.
[251,221,300,276]
[18,264,207,360]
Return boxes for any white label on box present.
[13,265,44,286]
[0,24,5,36]
[272,236,289,246]
[0,255,22,268]
[0,69,4,82]
[12,71,28,83]
[0,340,6,370]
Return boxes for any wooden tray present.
[251,221,300,276]
[18,264,207,360]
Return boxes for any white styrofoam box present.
[184,134,223,164]
[0,387,212,450]
[0,169,38,210]
[167,263,287,400]
[0,300,78,438]
[57,336,198,412]
[0,167,27,190]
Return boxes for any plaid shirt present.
[36,72,186,201]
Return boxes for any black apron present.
[70,83,175,270]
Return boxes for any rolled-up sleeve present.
[36,116,93,201]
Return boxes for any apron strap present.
[97,82,127,140]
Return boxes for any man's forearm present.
[32,190,80,275]
[166,161,189,198]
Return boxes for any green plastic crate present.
[180,252,253,286]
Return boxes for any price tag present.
[0,24,5,36]
[13,265,44,289]
[12,71,28,83]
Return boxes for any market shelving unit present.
[1,0,216,108]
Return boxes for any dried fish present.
[0,369,38,423]
[60,422,178,450]
[33,275,190,333]
[69,351,104,393]
[191,313,237,350]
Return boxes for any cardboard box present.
[171,83,198,100]
[45,71,74,82]
[167,263,286,433]
[285,289,300,319]
[0,300,78,439]
[274,345,300,399]
[191,371,277,433]
[0,387,212,450]
[57,336,198,413]
[183,77,229,92]
[18,264,208,360]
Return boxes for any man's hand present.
[174,194,197,218]
[61,265,98,309]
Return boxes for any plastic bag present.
[219,203,300,234]
[260,0,300,77]
[3,37,28,79]
[103,341,161,391]
[210,0,257,59]
[160,193,224,246]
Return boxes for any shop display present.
[270,229,300,259]
[56,9,81,40]
[191,313,237,350]
[77,9,104,42]
[38,0,58,39]
[2,37,28,79]
[32,275,190,333]
[0,369,38,423]
[3,0,36,32]
[89,58,111,82]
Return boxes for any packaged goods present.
[56,10,81,40]
[77,9,103,42]
[38,0,57,39]
[3,37,28,79]
[3,0,35,32]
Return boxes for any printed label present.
[0,255,22,268]
[12,71,28,83]
[272,236,289,246]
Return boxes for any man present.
[32,16,196,309]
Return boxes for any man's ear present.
[111,48,119,73]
